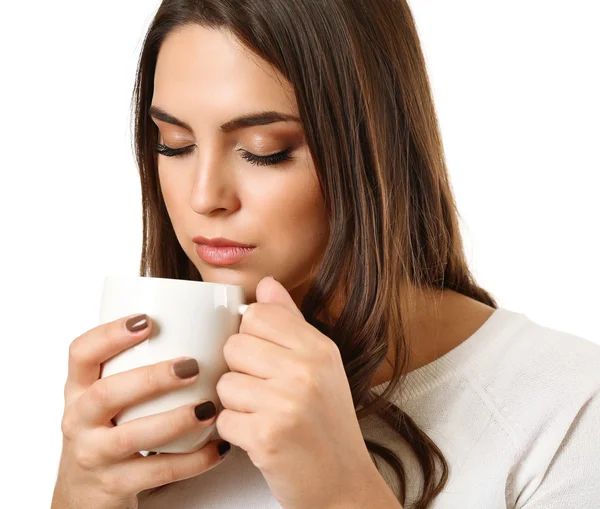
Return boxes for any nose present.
[190,155,241,216]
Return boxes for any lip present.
[193,237,255,266]
[193,236,254,248]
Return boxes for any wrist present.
[325,462,400,509]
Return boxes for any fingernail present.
[173,358,199,379]
[126,314,148,332]
[218,440,231,458]
[194,401,217,421]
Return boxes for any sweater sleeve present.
[519,392,600,508]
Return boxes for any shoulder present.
[463,310,600,507]
[474,315,600,509]
[466,310,600,433]
[465,309,600,410]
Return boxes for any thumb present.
[255,276,303,318]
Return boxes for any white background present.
[1,1,598,505]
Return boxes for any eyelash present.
[154,143,294,167]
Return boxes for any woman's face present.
[151,25,329,303]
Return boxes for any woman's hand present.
[216,276,378,509]
[52,314,230,509]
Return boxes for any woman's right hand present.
[51,313,230,509]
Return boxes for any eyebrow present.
[148,105,301,134]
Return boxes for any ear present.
[255,276,304,318]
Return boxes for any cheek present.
[157,167,190,239]
[247,169,329,265]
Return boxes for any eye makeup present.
[154,143,294,167]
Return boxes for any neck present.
[369,289,495,387]
[291,279,495,389]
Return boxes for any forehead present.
[153,25,297,120]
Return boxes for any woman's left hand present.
[215,276,378,509]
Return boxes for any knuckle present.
[291,366,319,401]
[193,449,212,472]
[215,408,239,443]
[74,444,97,471]
[145,365,162,392]
[89,380,111,408]
[99,471,130,498]
[60,411,77,440]
[164,464,180,483]
[106,321,124,344]
[222,335,238,359]
[279,398,301,426]
[114,428,136,454]
[68,339,85,365]
[216,371,233,392]
[167,410,189,436]
[243,303,257,321]
[256,425,278,454]
[243,303,263,324]
[292,365,314,386]
[215,408,230,436]
[150,462,178,486]
[215,379,225,400]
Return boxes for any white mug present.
[99,275,247,454]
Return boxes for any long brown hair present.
[132,1,498,507]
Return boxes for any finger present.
[223,333,295,379]
[77,357,200,426]
[117,439,231,498]
[66,314,152,396]
[255,276,304,318]
[239,303,305,349]
[93,400,219,463]
[216,408,254,451]
[217,371,265,413]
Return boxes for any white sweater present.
[138,307,600,508]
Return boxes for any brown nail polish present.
[173,358,199,379]
[126,314,148,332]
[194,401,217,421]
[218,440,231,458]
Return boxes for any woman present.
[51,1,600,508]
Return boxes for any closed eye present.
[154,143,194,158]
[154,143,294,167]
[237,147,294,166]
